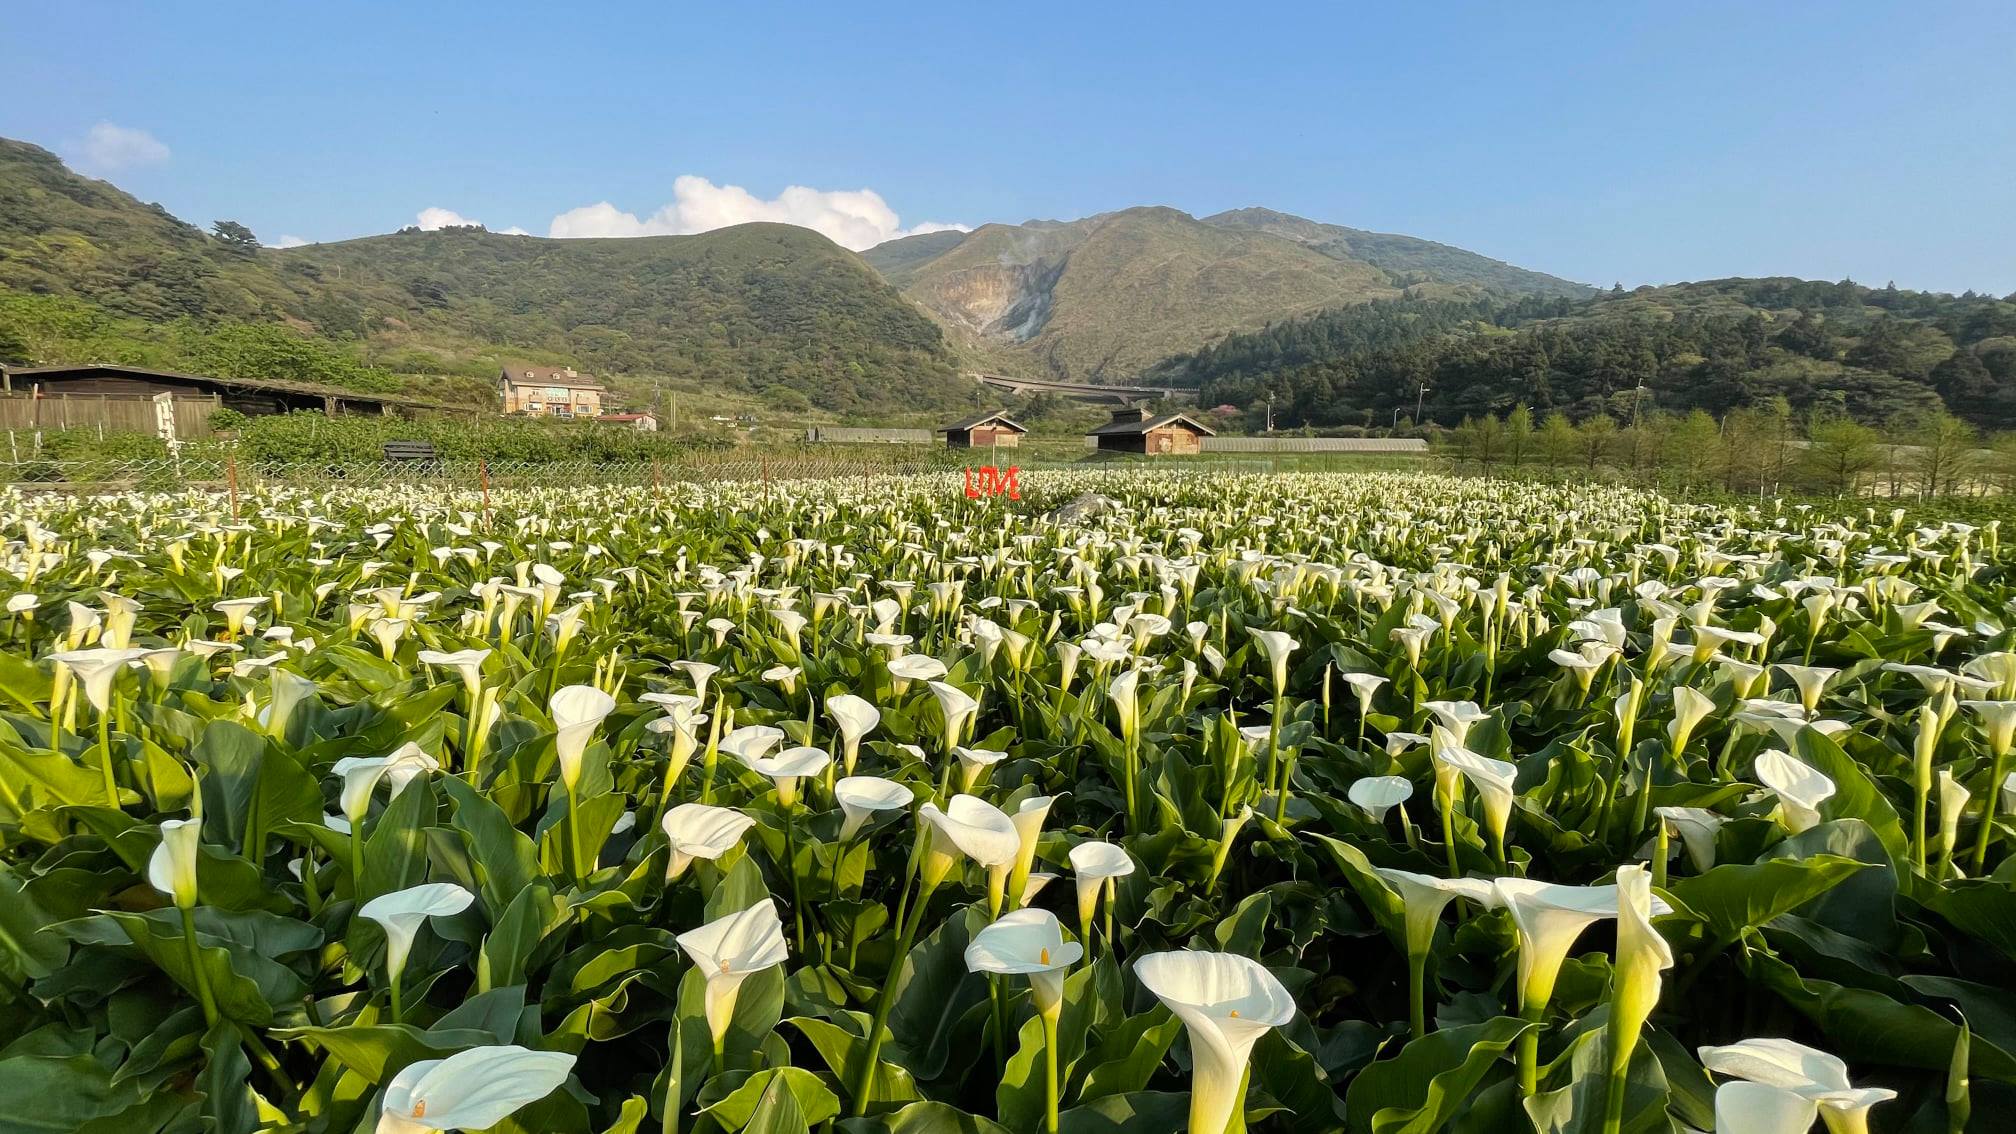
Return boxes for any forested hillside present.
[1160,279,2016,430]
[0,137,975,414]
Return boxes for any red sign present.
[964,465,1021,500]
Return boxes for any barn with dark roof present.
[1086,405,1216,455]
[937,410,1028,449]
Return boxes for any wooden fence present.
[0,393,221,440]
[804,426,937,444]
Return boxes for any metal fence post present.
[226,452,239,522]
[480,458,491,527]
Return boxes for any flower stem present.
[1652,825,1669,890]
[1122,733,1138,834]
[851,879,933,1116]
[1273,750,1299,824]
[1600,1050,1628,1134]
[1914,781,1930,875]
[1407,949,1428,1039]
[1439,794,1460,879]
[1972,750,2009,874]
[990,979,1009,1072]
[97,713,118,806]
[1265,703,1281,795]
[1103,880,1116,957]
[179,905,219,1027]
[1041,1009,1061,1134]
[1629,747,1657,843]
[1517,1002,1546,1096]
[565,780,588,884]
[349,828,367,901]
[662,1014,683,1134]
[781,808,807,953]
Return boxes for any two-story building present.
[499,365,605,418]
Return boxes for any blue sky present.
[4,1,2013,293]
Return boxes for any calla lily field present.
[1,467,2013,1133]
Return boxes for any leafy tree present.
[1473,413,1504,466]
[1539,411,1577,469]
[1986,433,2016,495]
[1503,404,1533,466]
[1908,410,1979,496]
[1662,410,1723,487]
[1802,413,1881,495]
[211,220,259,256]
[1576,414,1616,470]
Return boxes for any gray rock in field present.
[1046,492,1122,522]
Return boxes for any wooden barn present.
[1087,405,1216,455]
[937,410,1028,449]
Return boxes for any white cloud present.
[268,234,309,249]
[546,175,966,250]
[71,123,170,171]
[497,225,530,236]
[415,206,482,230]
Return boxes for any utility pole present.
[1629,384,1649,469]
[1265,393,1275,434]
[1414,382,1429,425]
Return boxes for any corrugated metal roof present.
[0,363,468,413]
[937,410,1028,433]
[1085,411,1218,437]
[500,364,605,390]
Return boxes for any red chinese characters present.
[963,465,1021,500]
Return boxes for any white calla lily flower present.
[549,684,616,791]
[964,907,1080,1017]
[835,775,912,841]
[1068,840,1135,944]
[1245,627,1298,693]
[147,817,202,910]
[826,693,881,773]
[1135,950,1297,1134]
[1754,750,1836,834]
[375,1044,575,1134]
[1713,1081,1819,1134]
[359,882,475,985]
[661,803,757,879]
[926,680,980,753]
[45,646,146,713]
[744,744,829,807]
[675,899,789,1045]
[1349,776,1415,823]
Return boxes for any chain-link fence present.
[0,454,932,493]
[0,445,1440,496]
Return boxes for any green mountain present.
[1199,207,1593,299]
[0,137,974,415]
[857,229,969,290]
[860,205,1588,383]
[1163,279,2016,431]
